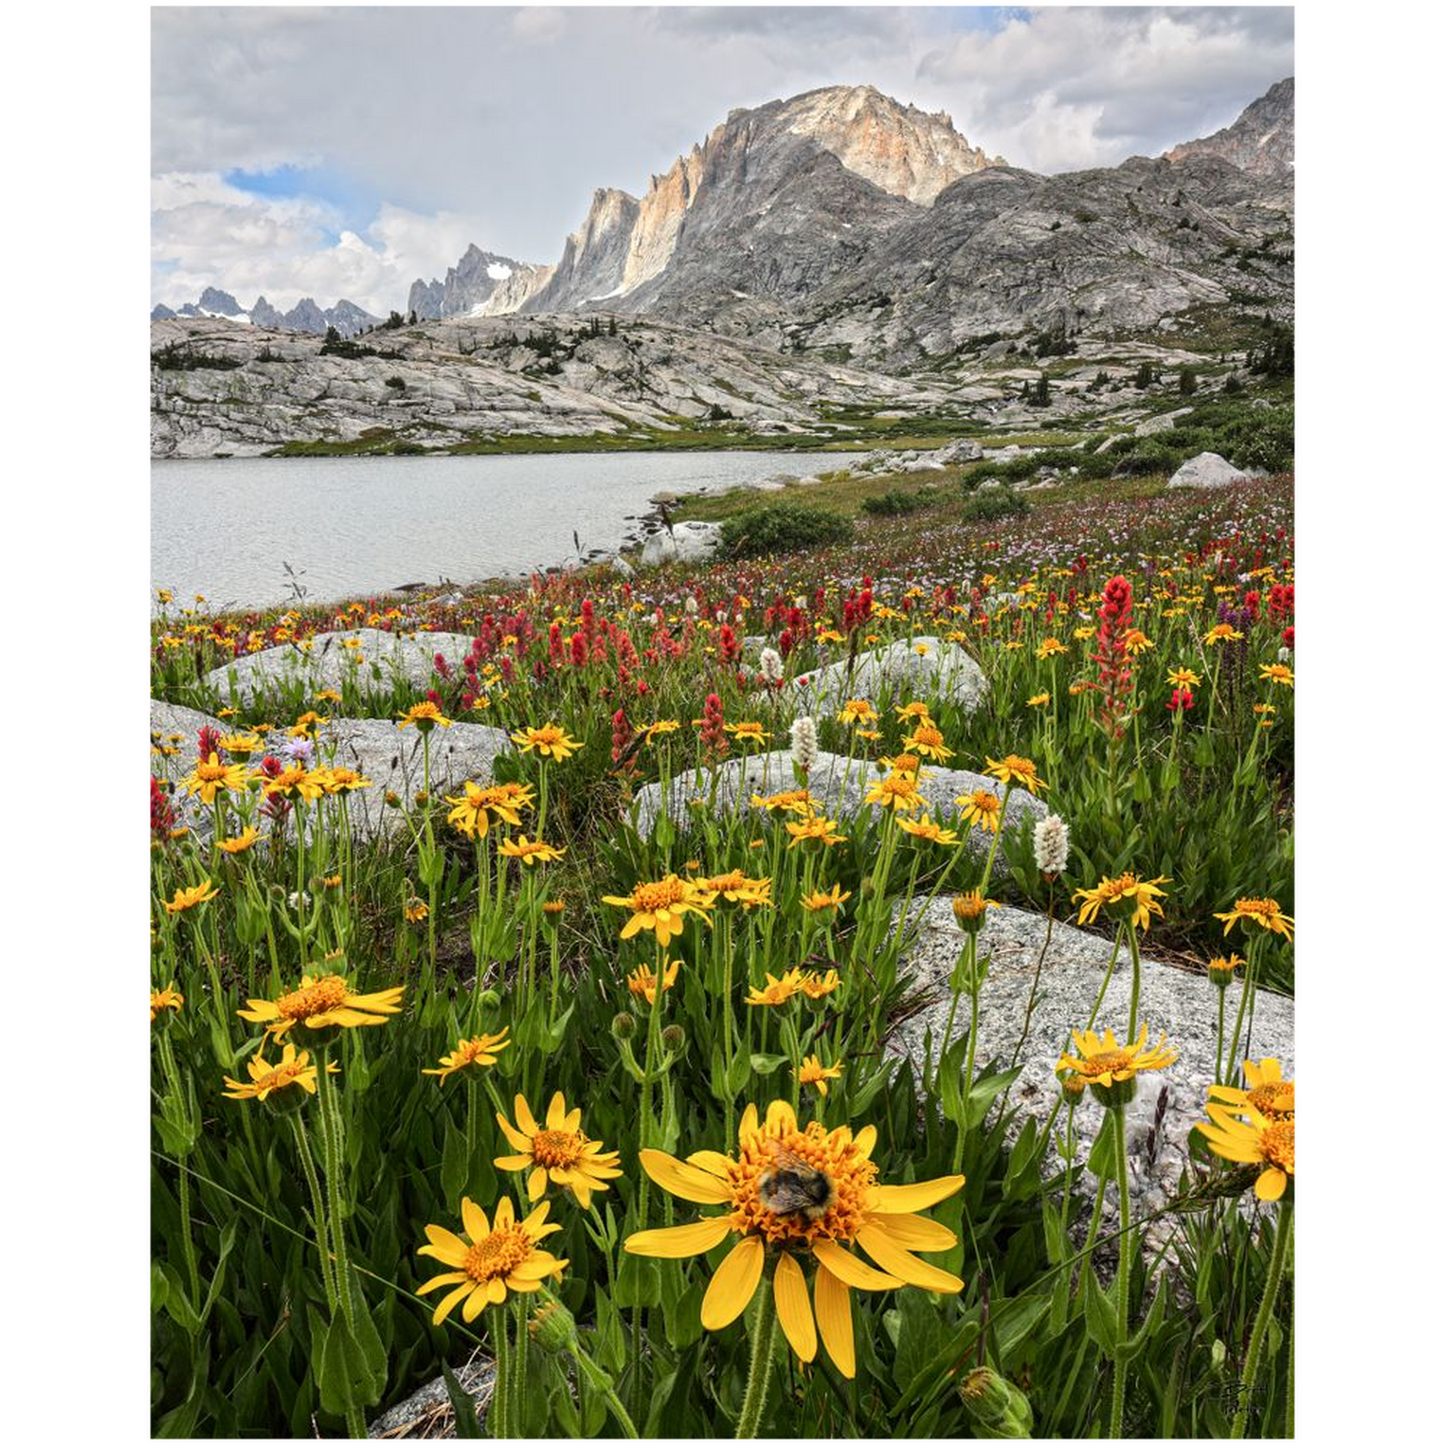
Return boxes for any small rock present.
[1166,452,1262,490]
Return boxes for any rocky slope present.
[406,244,554,319]
[149,313,970,458]
[1166,77,1293,178]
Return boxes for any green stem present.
[491,1303,512,1439]
[1125,923,1142,1041]
[1109,1105,1132,1438]
[291,1113,338,1313]
[1230,1204,1292,1439]
[570,1343,640,1438]
[1085,927,1125,1034]
[735,1280,779,1440]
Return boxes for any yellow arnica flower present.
[1036,638,1067,659]
[498,834,566,866]
[1214,896,1295,943]
[495,1092,623,1208]
[217,826,261,855]
[865,772,925,813]
[1207,1058,1294,1123]
[904,722,954,762]
[217,732,265,757]
[1121,628,1153,655]
[222,1043,322,1103]
[403,898,428,923]
[1056,1024,1178,1106]
[797,969,841,1000]
[836,700,879,727]
[801,884,851,913]
[238,973,404,1039]
[511,724,581,760]
[746,969,804,1007]
[627,958,681,1004]
[397,701,452,730]
[984,754,1048,795]
[896,815,961,847]
[1204,623,1243,646]
[150,984,184,1022]
[444,780,532,839]
[726,721,771,746]
[417,1196,567,1324]
[624,1100,965,1378]
[163,880,219,914]
[1207,954,1246,985]
[181,752,251,804]
[601,874,714,945]
[1168,666,1202,688]
[1195,1105,1294,1201]
[955,788,1003,833]
[952,892,1000,932]
[638,719,681,744]
[424,1029,512,1083]
[260,765,328,802]
[785,815,848,848]
[314,765,371,793]
[701,870,773,909]
[1073,872,1170,931]
[1027,693,1050,707]
[751,788,819,816]
[1259,663,1294,687]
[797,1056,844,1096]
[894,701,933,723]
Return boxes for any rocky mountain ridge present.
[151,287,381,337]
[1166,78,1294,178]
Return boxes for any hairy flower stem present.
[569,1342,639,1438]
[735,1281,779,1440]
[290,1114,339,1314]
[1085,927,1126,1034]
[1010,883,1055,1070]
[490,1306,512,1439]
[1125,923,1143,1041]
[1109,1106,1133,1439]
[511,1296,529,1435]
[1225,939,1258,1086]
[1230,1203,1292,1439]
[1215,989,1227,1085]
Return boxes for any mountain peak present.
[1166,78,1293,177]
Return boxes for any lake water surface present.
[151,451,838,609]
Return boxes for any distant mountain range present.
[150,287,380,337]
[154,78,1292,377]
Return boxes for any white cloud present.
[152,176,491,315]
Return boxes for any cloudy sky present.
[152,5,1294,316]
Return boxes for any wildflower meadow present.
[150,477,1294,1438]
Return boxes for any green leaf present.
[440,1362,485,1439]
[963,1064,1021,1130]
[441,1117,468,1207]
[1087,1110,1118,1180]
[151,1260,170,1314]
[1117,1282,1169,1362]
[593,1292,627,1376]
[158,1261,202,1337]
[994,1294,1051,1365]
[1082,1265,1117,1352]
[613,1251,661,1309]
[318,1310,383,1416]
[748,1052,788,1075]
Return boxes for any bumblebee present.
[757,1140,837,1222]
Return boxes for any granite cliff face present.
[509,84,1003,315]
[1166,78,1293,178]
[406,244,553,319]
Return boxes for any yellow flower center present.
[1249,1082,1295,1120]
[196,759,231,781]
[968,792,1000,813]
[254,1061,305,1091]
[1260,1120,1294,1172]
[1081,1048,1134,1077]
[276,976,348,1021]
[532,1129,584,1168]
[633,878,687,912]
[1235,898,1281,921]
[531,726,565,746]
[913,724,944,749]
[463,1226,533,1283]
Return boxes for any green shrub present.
[959,488,1031,523]
[720,502,853,558]
[860,488,931,517]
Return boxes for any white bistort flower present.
[758,647,784,684]
[789,715,819,773]
[1033,813,1070,878]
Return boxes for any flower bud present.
[661,1024,686,1054]
[477,988,502,1013]
[385,789,401,809]
[958,1366,1034,1439]
[528,1294,578,1354]
[611,1012,636,1041]
[1090,1075,1137,1110]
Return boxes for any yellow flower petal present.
[773,1252,817,1363]
[624,1216,735,1259]
[431,1281,475,1326]
[814,1262,855,1378]
[812,1238,902,1291]
[1256,1167,1287,1201]
[638,1149,734,1204]
[866,1176,966,1213]
[701,1236,764,1330]
[856,1224,964,1293]
[460,1199,489,1244]
[864,1212,957,1252]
